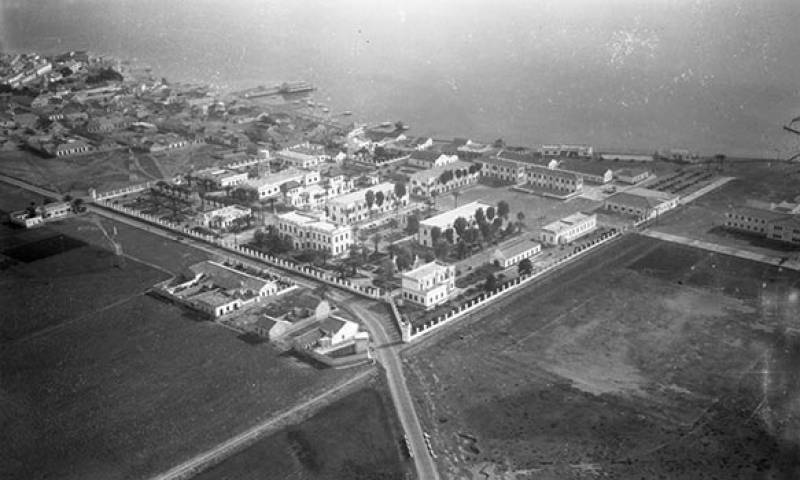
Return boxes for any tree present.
[468,163,482,175]
[479,221,493,243]
[72,198,86,213]
[452,190,461,209]
[463,227,479,244]
[484,273,498,292]
[492,138,505,148]
[375,190,385,208]
[394,182,407,202]
[443,228,455,244]
[453,216,468,238]
[497,200,510,219]
[405,213,420,235]
[434,240,450,260]
[372,232,382,253]
[456,240,469,259]
[474,207,485,225]
[438,169,454,185]
[492,217,503,232]
[365,189,375,210]
[394,245,413,271]
[516,211,525,232]
[518,258,533,276]
[486,206,496,221]
[430,226,442,244]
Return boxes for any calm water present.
[3,0,800,158]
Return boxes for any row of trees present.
[427,200,526,261]
[482,258,532,292]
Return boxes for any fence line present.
[94,199,384,300]
[405,230,622,341]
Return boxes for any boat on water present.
[341,111,353,116]
[242,81,315,99]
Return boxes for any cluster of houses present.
[154,262,369,358]
[9,201,72,228]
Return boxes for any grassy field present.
[0,182,366,480]
[194,376,413,480]
[404,234,800,479]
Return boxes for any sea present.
[2,0,800,158]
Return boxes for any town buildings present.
[408,160,478,197]
[541,144,594,158]
[156,260,283,318]
[194,168,249,189]
[603,188,679,221]
[326,182,407,225]
[556,159,614,184]
[197,205,252,230]
[407,150,458,169]
[539,212,597,245]
[244,168,320,199]
[418,201,492,246]
[476,156,526,184]
[525,164,583,196]
[277,142,328,169]
[491,238,542,268]
[276,211,354,256]
[401,261,456,309]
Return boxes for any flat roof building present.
[276,211,354,256]
[604,187,679,221]
[401,261,456,309]
[418,201,492,246]
[539,212,597,245]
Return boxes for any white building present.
[418,201,492,246]
[39,202,72,220]
[317,317,361,347]
[492,239,542,268]
[539,212,597,245]
[9,211,44,228]
[195,168,249,189]
[401,261,456,309]
[276,211,354,256]
[326,182,407,225]
[477,156,526,184]
[408,160,478,197]
[615,168,651,184]
[526,164,583,196]
[603,188,679,221]
[244,169,320,199]
[408,150,458,169]
[541,144,594,158]
[277,142,328,169]
[198,205,252,229]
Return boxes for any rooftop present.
[421,201,492,229]
[189,260,273,293]
[244,169,306,188]
[190,289,236,308]
[327,182,395,206]
[319,316,347,335]
[409,160,473,182]
[402,261,453,280]
[556,159,613,176]
[542,212,596,234]
[495,237,541,258]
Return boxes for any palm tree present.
[516,211,525,232]
[452,190,460,208]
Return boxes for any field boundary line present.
[147,368,376,480]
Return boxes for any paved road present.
[0,172,64,198]
[148,369,375,480]
[330,291,441,480]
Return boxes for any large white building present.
[194,168,249,189]
[277,142,328,169]
[725,206,800,245]
[401,261,456,309]
[539,212,597,245]
[408,150,458,169]
[326,182,407,225]
[417,201,492,246]
[492,238,542,268]
[526,165,583,196]
[603,188,679,221]
[276,211,354,256]
[244,169,320,199]
[408,160,478,197]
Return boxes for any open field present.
[404,234,800,479]
[194,376,413,480]
[0,182,366,479]
[451,184,602,231]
